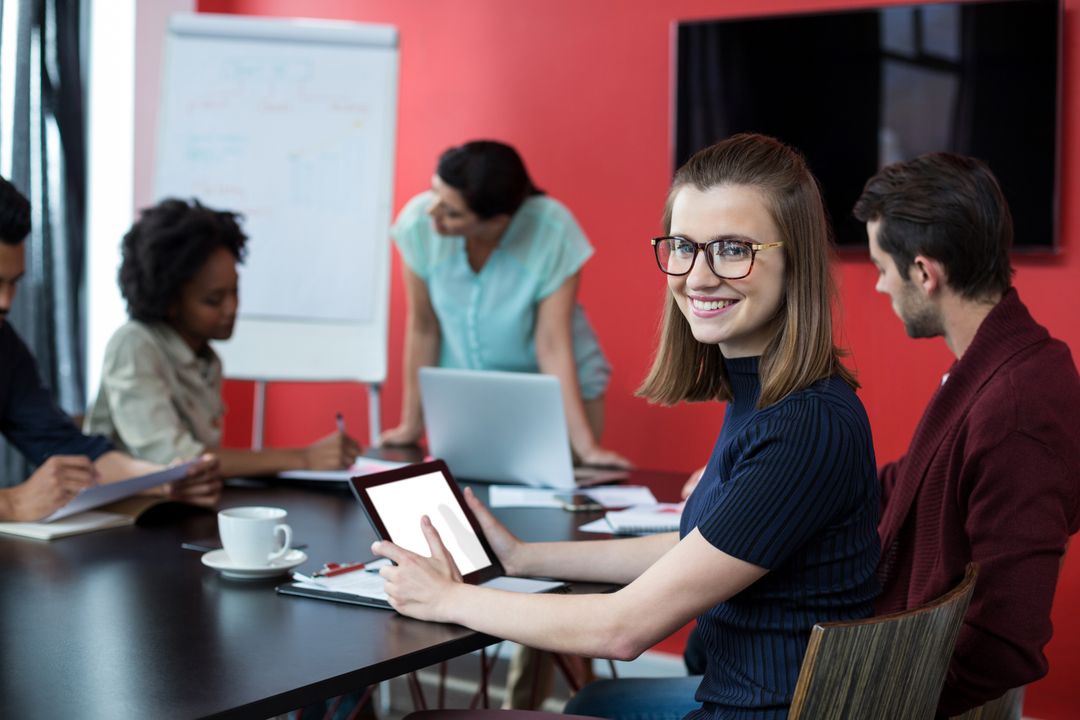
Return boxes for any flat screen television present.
[674,0,1061,251]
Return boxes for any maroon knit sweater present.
[877,289,1080,717]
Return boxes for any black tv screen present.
[674,0,1061,250]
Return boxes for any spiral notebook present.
[603,503,683,535]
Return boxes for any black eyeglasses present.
[651,236,784,279]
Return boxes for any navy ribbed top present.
[681,356,880,720]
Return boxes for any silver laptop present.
[419,367,621,489]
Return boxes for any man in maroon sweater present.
[854,154,1080,717]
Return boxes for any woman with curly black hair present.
[85,198,361,477]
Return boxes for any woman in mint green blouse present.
[380,140,628,467]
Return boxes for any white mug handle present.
[268,523,293,563]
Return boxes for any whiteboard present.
[154,13,397,382]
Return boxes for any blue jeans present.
[564,677,703,720]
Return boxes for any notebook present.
[276,456,410,482]
[277,459,566,609]
[603,503,684,535]
[419,367,626,489]
[0,493,183,541]
[0,511,134,540]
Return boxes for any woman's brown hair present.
[637,133,856,408]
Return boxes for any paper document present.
[488,486,563,508]
[292,562,392,602]
[277,457,409,482]
[577,518,614,535]
[479,576,565,593]
[43,462,196,522]
[578,486,656,508]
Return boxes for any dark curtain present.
[0,0,87,486]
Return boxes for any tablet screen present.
[363,467,494,576]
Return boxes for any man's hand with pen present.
[3,454,98,521]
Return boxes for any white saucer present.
[201,548,307,580]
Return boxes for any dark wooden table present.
[0,468,683,719]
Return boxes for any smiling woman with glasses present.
[369,134,880,720]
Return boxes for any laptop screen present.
[419,368,576,488]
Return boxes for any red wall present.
[199,1,1080,715]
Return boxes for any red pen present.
[314,562,367,578]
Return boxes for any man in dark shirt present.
[854,154,1080,716]
[0,175,221,521]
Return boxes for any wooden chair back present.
[950,686,1024,720]
[789,563,978,720]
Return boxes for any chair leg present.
[480,646,491,709]
[321,694,345,720]
[528,649,544,709]
[467,645,495,709]
[502,645,554,710]
[555,654,581,693]
[552,654,600,694]
[407,672,427,711]
[343,686,375,720]
[437,661,448,709]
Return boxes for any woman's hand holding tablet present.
[372,515,464,621]
[460,487,524,576]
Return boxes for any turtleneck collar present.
[723,355,761,409]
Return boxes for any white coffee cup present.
[217,506,293,567]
